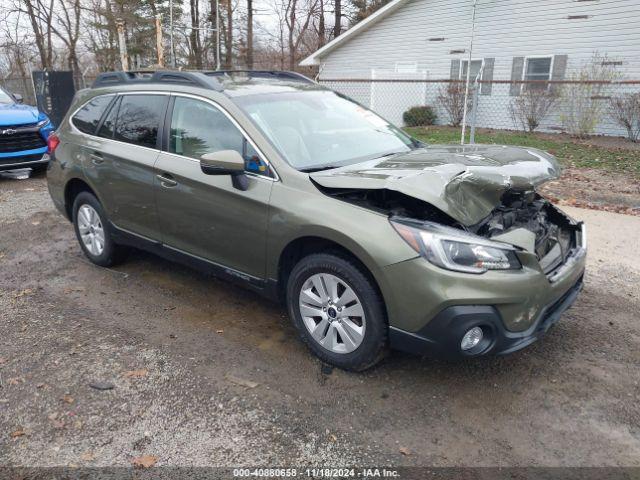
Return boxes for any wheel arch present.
[63,177,100,221]
[275,235,389,322]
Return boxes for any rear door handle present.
[89,152,104,165]
[157,173,178,188]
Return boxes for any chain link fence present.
[2,73,639,141]
[319,78,640,139]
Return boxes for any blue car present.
[0,86,54,172]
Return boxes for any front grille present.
[0,126,46,153]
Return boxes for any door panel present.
[82,93,168,239]
[154,95,274,279]
[83,140,160,238]
[154,153,272,278]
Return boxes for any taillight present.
[47,133,60,154]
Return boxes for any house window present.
[460,60,483,80]
[524,57,553,90]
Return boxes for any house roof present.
[299,0,410,66]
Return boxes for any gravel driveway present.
[1,173,639,469]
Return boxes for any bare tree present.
[509,88,558,133]
[609,92,640,142]
[14,0,56,69]
[333,0,340,38]
[436,83,471,127]
[284,0,318,69]
[560,53,621,137]
[51,0,82,75]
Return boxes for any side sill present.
[109,223,279,301]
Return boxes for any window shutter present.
[551,54,568,92]
[510,57,525,96]
[481,58,494,95]
[450,59,461,80]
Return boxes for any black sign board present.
[32,71,76,127]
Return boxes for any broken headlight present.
[390,219,522,274]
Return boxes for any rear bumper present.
[389,273,584,359]
[0,147,48,171]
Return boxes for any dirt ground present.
[1,173,639,469]
[540,167,640,215]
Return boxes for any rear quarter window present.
[72,96,114,134]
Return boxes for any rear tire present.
[286,253,388,371]
[72,191,129,267]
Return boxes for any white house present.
[300,0,640,134]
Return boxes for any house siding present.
[314,0,640,134]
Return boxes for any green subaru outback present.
[46,70,586,370]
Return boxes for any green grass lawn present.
[404,126,640,179]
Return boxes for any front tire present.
[72,191,129,267]
[286,253,387,371]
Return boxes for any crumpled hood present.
[0,103,40,127]
[310,144,561,226]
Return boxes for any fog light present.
[461,326,483,351]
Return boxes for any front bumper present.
[389,273,584,358]
[0,149,48,171]
[381,221,587,358]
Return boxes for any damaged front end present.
[464,191,587,281]
[321,186,586,280]
[310,145,586,279]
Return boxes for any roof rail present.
[204,70,315,84]
[91,70,224,91]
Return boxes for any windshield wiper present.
[299,165,343,173]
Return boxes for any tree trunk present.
[246,0,253,69]
[333,0,341,39]
[224,0,233,69]
[287,0,297,70]
[209,0,219,68]
[190,0,203,68]
[317,0,325,49]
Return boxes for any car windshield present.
[0,89,15,105]
[234,90,417,170]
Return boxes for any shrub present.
[509,88,559,132]
[403,105,437,127]
[609,92,640,142]
[436,83,471,127]
[560,52,621,137]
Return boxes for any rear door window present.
[114,94,167,149]
[72,95,114,134]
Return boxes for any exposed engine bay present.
[318,186,582,275]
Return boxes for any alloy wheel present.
[298,273,366,354]
[77,204,105,256]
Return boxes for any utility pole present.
[156,14,165,67]
[216,0,221,69]
[170,0,176,68]
[460,0,477,145]
[116,19,129,71]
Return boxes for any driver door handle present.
[157,173,178,188]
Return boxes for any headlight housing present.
[390,218,522,274]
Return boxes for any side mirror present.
[200,150,249,191]
[12,93,23,104]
